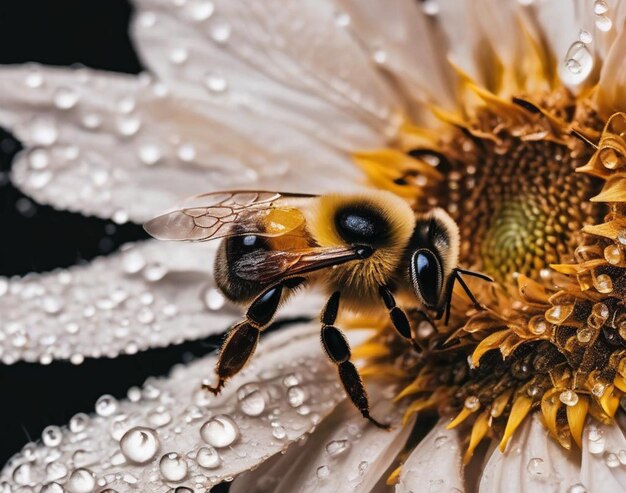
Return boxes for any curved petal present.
[0,65,364,223]
[333,0,456,118]
[396,420,464,493]
[479,413,580,493]
[0,238,323,364]
[130,0,403,150]
[0,325,349,492]
[231,390,414,493]
[580,421,626,491]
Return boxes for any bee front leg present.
[320,292,390,430]
[203,277,305,395]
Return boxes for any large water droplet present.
[421,0,440,15]
[196,446,221,469]
[120,427,160,464]
[287,386,307,407]
[42,425,63,447]
[200,415,239,448]
[325,439,349,457]
[559,390,579,407]
[587,427,606,454]
[66,468,96,493]
[95,394,119,416]
[237,384,266,416]
[594,0,608,14]
[561,41,593,85]
[159,452,188,482]
[12,462,42,486]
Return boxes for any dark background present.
[0,3,228,487]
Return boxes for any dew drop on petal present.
[159,452,188,482]
[138,11,157,28]
[464,395,480,411]
[116,115,142,137]
[29,117,58,145]
[25,69,44,88]
[210,20,231,43]
[112,209,129,225]
[148,407,172,428]
[559,390,579,407]
[325,439,349,457]
[119,427,160,464]
[334,11,350,27]
[561,41,593,85]
[579,29,593,44]
[177,143,196,162]
[605,452,620,468]
[196,446,221,469]
[238,385,266,417]
[185,0,215,21]
[576,327,592,343]
[81,113,102,129]
[421,0,440,15]
[95,394,119,416]
[42,425,63,447]
[122,250,146,274]
[69,413,89,433]
[41,483,65,493]
[204,73,228,93]
[138,143,162,165]
[200,415,239,448]
[587,427,606,454]
[594,0,608,14]
[66,468,96,493]
[54,87,79,110]
[568,484,587,493]
[203,287,225,311]
[287,386,307,407]
[434,435,449,448]
[316,465,330,479]
[526,457,547,478]
[12,462,43,486]
[272,425,287,440]
[169,47,189,65]
[45,461,68,481]
[143,262,168,282]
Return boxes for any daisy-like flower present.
[2,0,626,491]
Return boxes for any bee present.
[144,190,491,428]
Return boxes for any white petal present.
[0,65,363,223]
[580,421,626,491]
[479,414,580,493]
[597,14,626,114]
[130,0,402,151]
[333,0,456,118]
[231,390,414,492]
[0,237,323,364]
[396,420,464,493]
[0,325,347,492]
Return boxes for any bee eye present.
[411,249,443,308]
[335,206,387,245]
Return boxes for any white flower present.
[2,1,626,492]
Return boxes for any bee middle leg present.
[320,291,390,430]
[203,277,305,395]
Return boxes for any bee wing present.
[144,190,316,242]
[232,246,368,285]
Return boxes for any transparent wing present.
[144,190,315,242]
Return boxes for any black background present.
[0,3,229,487]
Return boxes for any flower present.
[2,0,626,492]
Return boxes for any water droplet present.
[200,415,239,448]
[120,427,160,464]
[29,149,49,170]
[143,262,168,282]
[25,69,44,88]
[45,461,68,481]
[204,73,228,93]
[169,47,189,65]
[272,425,287,440]
[138,143,162,165]
[561,41,593,85]
[138,11,157,28]
[29,117,58,145]
[81,113,102,129]
[95,394,118,416]
[116,115,141,136]
[196,446,221,469]
[67,468,95,493]
[594,0,608,14]
[287,386,307,407]
[177,143,196,162]
[577,327,592,343]
[527,457,547,478]
[69,413,89,433]
[42,425,63,447]
[605,452,620,468]
[185,0,214,21]
[316,465,330,479]
[12,462,42,486]
[203,287,225,311]
[559,390,579,407]
[210,20,231,43]
[464,395,480,411]
[592,382,606,397]
[587,427,606,454]
[148,407,172,428]
[529,315,548,335]
[593,274,613,293]
[112,209,129,225]
[325,439,349,457]
[122,250,146,274]
[372,48,388,64]
[41,483,65,493]
[159,452,188,482]
[434,435,449,448]
[358,461,368,475]
[54,86,79,110]
[238,385,266,416]
[421,0,440,15]
[334,11,350,27]
[568,484,587,493]
[579,29,593,44]
[117,95,136,114]
[137,307,155,325]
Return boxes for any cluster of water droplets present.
[0,241,241,365]
[0,329,344,491]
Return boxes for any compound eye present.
[411,249,443,308]
[335,206,387,245]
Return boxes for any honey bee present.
[144,190,491,428]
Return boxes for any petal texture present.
[231,390,413,493]
[0,65,364,223]
[0,325,346,492]
[479,414,580,493]
[580,422,626,491]
[396,420,464,493]
[0,239,323,364]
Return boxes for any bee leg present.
[203,277,306,395]
[320,292,391,430]
[454,269,485,310]
[378,286,412,340]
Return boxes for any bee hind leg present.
[378,285,425,352]
[320,291,391,430]
[203,277,306,394]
